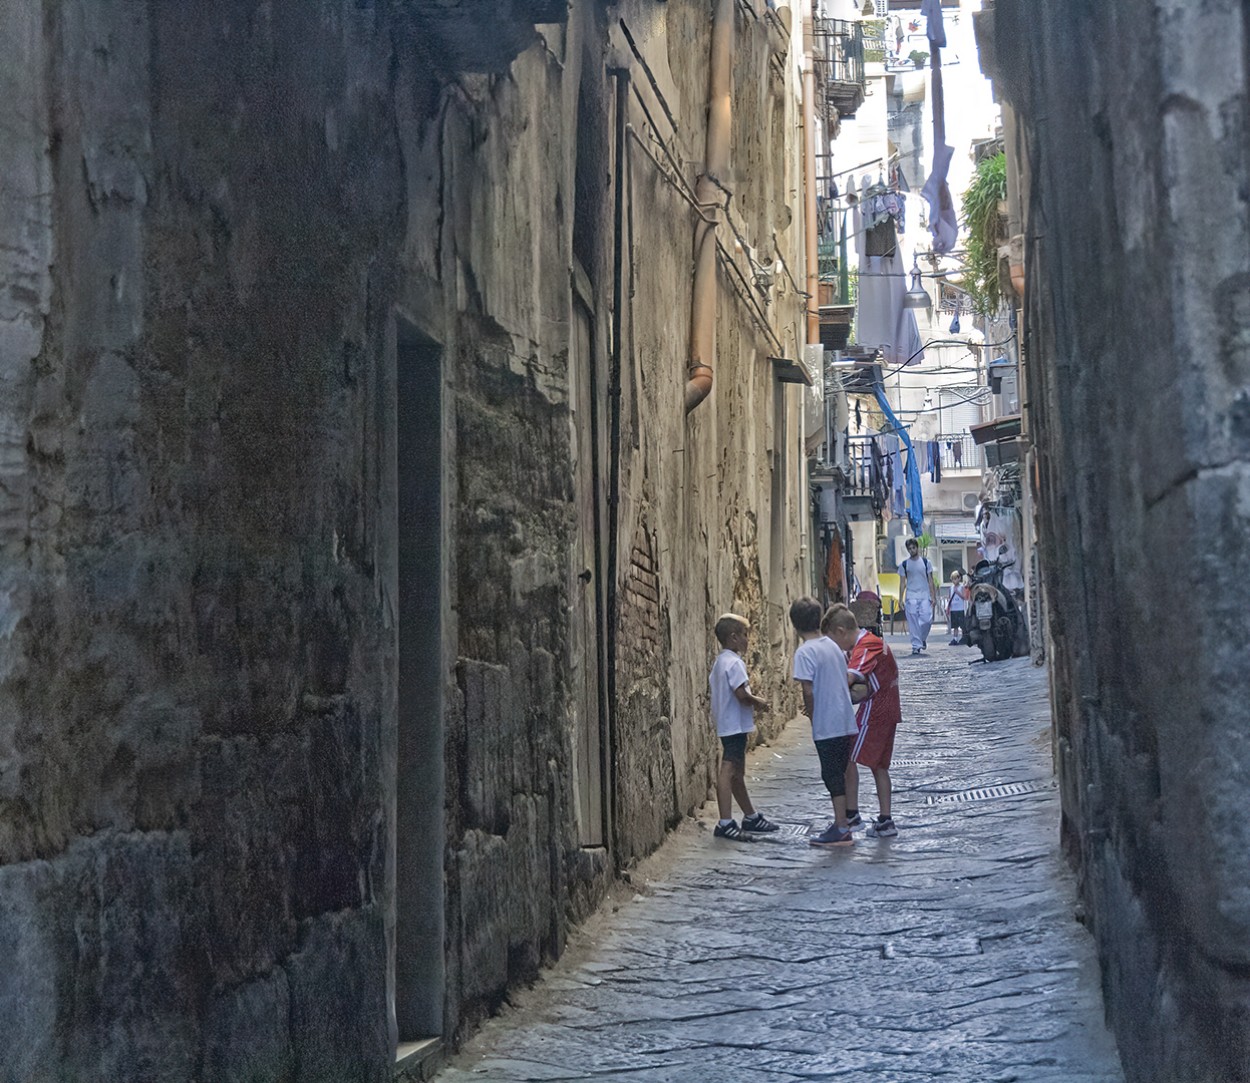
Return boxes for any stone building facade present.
[979,2,1250,1081]
[0,1,812,1078]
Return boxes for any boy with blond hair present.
[708,613,779,841]
[822,603,901,838]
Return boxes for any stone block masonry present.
[0,0,811,1074]
[987,2,1250,1080]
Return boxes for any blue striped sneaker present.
[713,820,754,842]
[742,812,780,833]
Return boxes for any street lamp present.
[903,258,931,310]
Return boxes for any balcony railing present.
[814,18,866,118]
[935,433,982,472]
[843,434,890,509]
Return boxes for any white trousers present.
[905,597,933,650]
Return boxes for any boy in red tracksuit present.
[822,604,901,838]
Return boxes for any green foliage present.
[961,152,1008,316]
[908,49,929,67]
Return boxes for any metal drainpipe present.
[685,0,734,414]
[802,16,820,347]
[800,14,819,592]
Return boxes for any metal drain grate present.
[923,780,1053,805]
[776,822,812,839]
[890,758,934,768]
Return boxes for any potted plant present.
[909,49,928,69]
[961,151,1009,315]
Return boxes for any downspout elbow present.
[685,365,714,413]
[685,0,733,416]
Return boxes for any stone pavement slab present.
[434,636,1124,1082]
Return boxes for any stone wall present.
[1,3,400,1080]
[0,0,812,1073]
[987,3,1250,1080]
[611,0,810,862]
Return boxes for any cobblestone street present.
[434,635,1125,1083]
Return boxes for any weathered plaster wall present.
[610,0,810,862]
[990,2,1250,1080]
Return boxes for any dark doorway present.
[394,320,444,1044]
[570,294,606,847]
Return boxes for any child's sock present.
[877,813,892,822]
[846,808,859,820]
[718,818,735,828]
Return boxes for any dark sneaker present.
[845,812,864,830]
[713,820,753,842]
[809,824,855,848]
[742,812,780,833]
[866,816,898,838]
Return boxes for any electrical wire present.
[878,334,1017,380]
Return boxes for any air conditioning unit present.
[961,491,980,512]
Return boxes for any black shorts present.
[814,735,854,798]
[720,732,749,765]
[949,610,966,631]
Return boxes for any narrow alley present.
[433,637,1123,1083]
[5,1,1248,1080]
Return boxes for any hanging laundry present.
[952,440,963,467]
[853,196,925,367]
[869,439,889,514]
[921,0,946,48]
[920,2,957,255]
[860,190,907,235]
[921,139,958,255]
[855,399,863,431]
[931,439,942,483]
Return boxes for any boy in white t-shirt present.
[708,613,779,841]
[789,597,860,848]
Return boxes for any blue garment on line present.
[872,384,925,537]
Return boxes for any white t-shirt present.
[900,556,933,598]
[709,649,755,737]
[792,636,859,741]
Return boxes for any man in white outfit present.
[898,538,938,655]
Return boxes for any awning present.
[932,516,979,543]
[969,413,1021,446]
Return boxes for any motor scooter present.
[965,554,1028,662]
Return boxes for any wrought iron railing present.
[815,18,865,86]
[814,18,866,114]
[935,433,982,472]
[844,434,891,508]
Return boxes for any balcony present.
[838,434,890,521]
[813,18,866,119]
[935,433,983,473]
